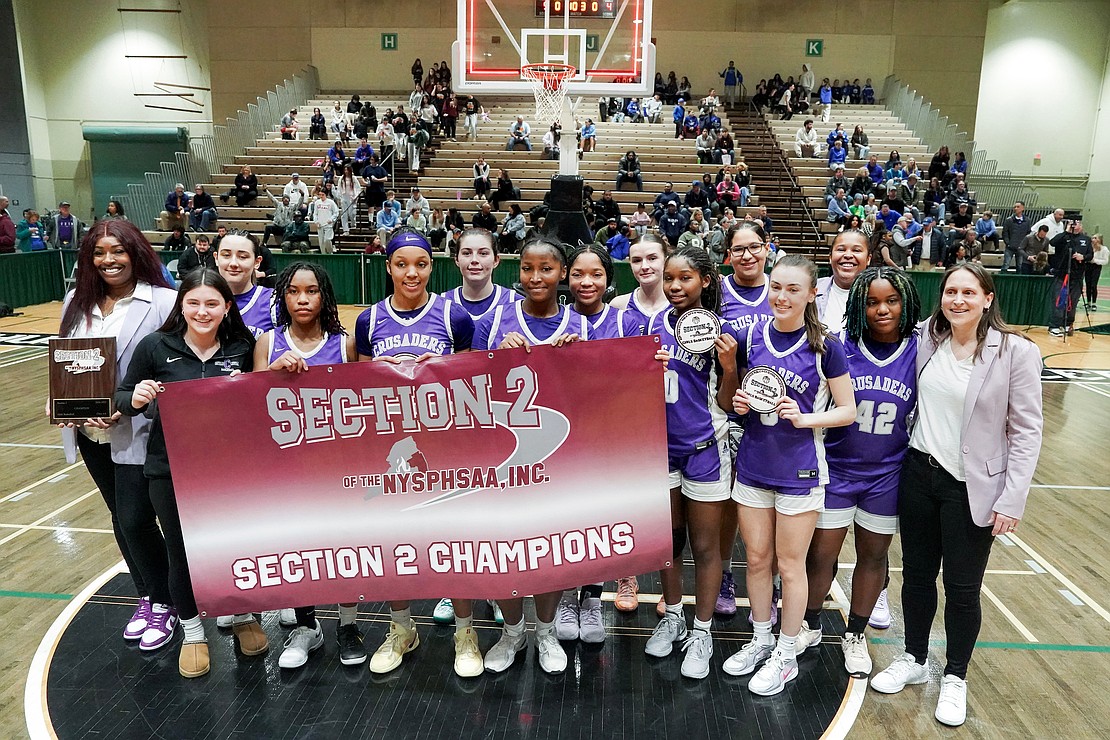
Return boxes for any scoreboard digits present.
[535,0,617,18]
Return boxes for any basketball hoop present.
[521,63,576,124]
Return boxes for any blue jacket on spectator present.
[376,204,400,230]
[673,104,686,123]
[165,189,190,213]
[867,162,885,185]
[828,145,847,168]
[819,85,832,105]
[607,232,631,260]
[879,208,902,230]
[658,211,687,244]
[975,217,997,239]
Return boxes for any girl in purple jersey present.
[718,221,776,620]
[254,263,363,671]
[800,266,921,678]
[480,237,584,677]
[644,246,741,680]
[215,231,275,337]
[723,255,857,696]
[353,229,481,679]
[568,244,643,339]
[448,227,519,322]
[611,235,670,336]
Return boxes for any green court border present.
[869,636,1110,654]
[0,589,73,600]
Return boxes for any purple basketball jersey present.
[825,333,918,479]
[648,308,732,456]
[720,276,773,334]
[735,320,849,489]
[474,302,588,350]
[355,294,470,358]
[624,291,659,335]
[235,285,276,337]
[573,305,644,340]
[447,284,519,322]
[268,328,347,366]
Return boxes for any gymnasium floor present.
[2,294,1109,739]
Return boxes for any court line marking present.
[0,524,113,535]
[821,568,867,740]
[1009,533,1110,626]
[26,561,125,740]
[1060,590,1085,607]
[838,564,1038,576]
[0,351,47,369]
[1029,484,1110,491]
[1078,383,1110,399]
[981,585,1038,642]
[868,636,1110,654]
[0,462,84,504]
[0,590,73,601]
[0,489,99,546]
[0,443,64,450]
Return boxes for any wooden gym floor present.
[2,296,1109,739]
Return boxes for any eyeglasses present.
[729,244,766,257]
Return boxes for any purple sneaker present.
[715,572,737,616]
[139,604,179,651]
[747,583,781,627]
[124,597,152,641]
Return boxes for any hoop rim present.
[521,62,577,82]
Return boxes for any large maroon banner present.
[158,337,672,616]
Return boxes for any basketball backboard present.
[453,0,655,97]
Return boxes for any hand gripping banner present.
[158,337,672,616]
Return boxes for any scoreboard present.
[535,0,618,18]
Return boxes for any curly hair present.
[272,262,346,336]
[844,265,921,343]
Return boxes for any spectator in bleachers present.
[645,94,663,123]
[885,157,906,188]
[607,223,633,260]
[616,151,644,192]
[799,64,815,102]
[579,119,596,152]
[947,202,975,247]
[672,98,687,138]
[946,180,975,214]
[411,59,423,87]
[848,79,861,104]
[1000,201,1032,273]
[826,166,850,204]
[163,226,191,251]
[904,157,922,182]
[848,194,866,222]
[949,151,968,181]
[187,185,217,232]
[849,167,872,199]
[220,165,258,207]
[330,102,349,143]
[826,123,848,150]
[1020,224,1051,275]
[598,95,611,123]
[863,194,879,222]
[1033,208,1066,240]
[947,229,982,267]
[751,80,770,112]
[335,167,361,236]
[427,208,447,250]
[375,194,401,245]
[684,180,710,216]
[355,103,376,139]
[778,83,798,120]
[653,72,666,100]
[884,149,902,172]
[629,202,651,238]
[281,212,310,254]
[407,125,430,173]
[506,116,532,151]
[827,188,851,226]
[862,79,875,104]
[664,72,679,104]
[877,203,902,231]
[678,76,693,101]
[462,95,484,141]
[757,204,774,235]
[406,187,431,222]
[610,96,626,123]
[828,138,848,169]
[817,79,833,123]
[542,123,561,161]
[694,128,714,164]
[865,154,885,193]
[306,108,325,141]
[281,173,309,213]
[912,217,943,268]
[408,85,425,116]
[695,173,717,215]
[682,108,700,139]
[718,207,738,233]
[892,216,922,267]
[794,119,822,158]
[652,181,680,221]
[360,157,388,212]
[734,163,753,208]
[418,98,438,134]
[405,206,427,234]
[353,136,375,176]
[851,125,870,161]
[720,62,741,106]
[676,213,705,251]
[594,218,621,247]
[830,78,843,103]
[161,183,190,231]
[658,201,687,246]
[898,174,921,219]
[391,108,410,159]
[716,173,742,214]
[472,156,492,200]
[441,93,458,141]
[327,139,348,174]
[375,114,395,161]
[593,190,622,229]
[626,97,644,123]
[714,130,736,165]
[882,186,908,216]
[472,201,498,231]
[100,200,127,223]
[975,210,1000,251]
[499,204,527,253]
[923,177,945,223]
[311,188,338,254]
[489,169,520,210]
[261,187,295,247]
[1048,219,1094,336]
[1086,234,1105,310]
[178,233,214,275]
[700,89,720,116]
[927,145,950,181]
[280,109,298,140]
[346,95,363,128]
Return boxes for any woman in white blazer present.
[57,220,178,650]
[871,263,1043,727]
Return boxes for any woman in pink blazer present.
[870,263,1043,727]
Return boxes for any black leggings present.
[898,449,996,679]
[148,478,199,620]
[1086,264,1102,305]
[76,433,146,597]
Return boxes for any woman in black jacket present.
[309,107,327,141]
[115,268,256,680]
[222,166,259,207]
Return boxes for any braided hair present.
[843,265,921,343]
[272,262,346,336]
[666,245,721,314]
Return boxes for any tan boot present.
[232,618,269,656]
[179,641,210,678]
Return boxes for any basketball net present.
[521,63,576,125]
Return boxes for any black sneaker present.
[336,623,367,665]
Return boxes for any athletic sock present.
[846,612,869,635]
[504,618,526,638]
[390,608,414,630]
[231,613,255,626]
[777,632,798,659]
[535,618,555,637]
[580,583,603,601]
[338,604,358,627]
[804,607,823,628]
[692,617,712,634]
[664,601,684,618]
[752,619,774,647]
[181,616,206,643]
[455,614,473,633]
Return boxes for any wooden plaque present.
[48,337,118,424]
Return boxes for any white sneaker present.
[869,588,892,629]
[935,674,968,726]
[680,630,713,679]
[871,653,929,694]
[215,614,235,628]
[578,597,606,643]
[841,632,872,676]
[645,612,688,657]
[278,621,324,669]
[453,627,484,678]
[748,646,799,696]
[483,628,527,673]
[433,598,455,624]
[554,592,580,641]
[723,637,773,676]
[535,630,568,673]
[796,620,823,653]
[487,599,504,625]
[278,608,297,627]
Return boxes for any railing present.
[752,116,826,252]
[879,75,1041,213]
[127,66,321,229]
